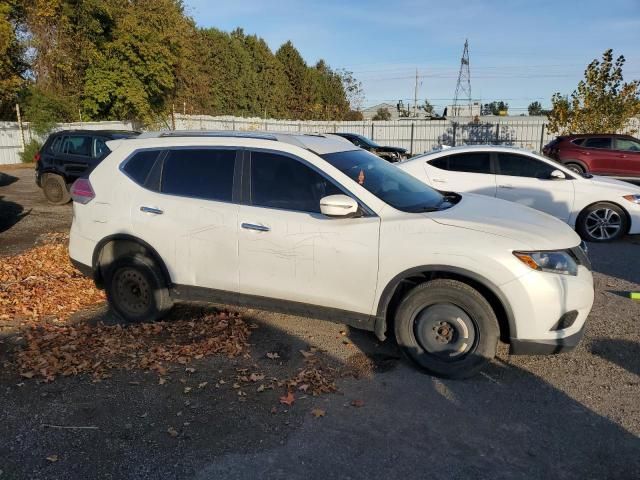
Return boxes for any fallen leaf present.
[183,387,192,394]
[249,373,265,382]
[185,367,196,373]
[311,408,326,418]
[266,352,280,359]
[167,427,178,437]
[158,377,167,385]
[20,371,35,379]
[279,391,295,406]
[270,406,278,414]
[299,350,314,358]
[257,384,265,392]
[46,455,58,463]
[351,399,365,408]
[298,384,310,392]
[198,382,208,389]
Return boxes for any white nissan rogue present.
[69,131,595,378]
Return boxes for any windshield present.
[322,149,446,212]
[354,135,379,148]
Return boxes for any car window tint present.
[123,150,162,187]
[49,136,63,153]
[429,157,449,170]
[571,138,585,146]
[614,138,640,152]
[64,135,92,156]
[498,153,556,178]
[583,137,611,149]
[161,149,235,201]
[445,152,491,174]
[250,151,342,213]
[93,138,109,158]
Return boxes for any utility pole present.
[413,68,419,118]
[452,39,472,117]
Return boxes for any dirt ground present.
[1,165,639,480]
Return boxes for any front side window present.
[498,153,556,179]
[161,149,236,202]
[445,152,492,174]
[583,137,612,149]
[93,138,109,158]
[322,149,446,213]
[250,151,342,213]
[49,136,63,154]
[614,138,640,152]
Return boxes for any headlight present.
[623,194,640,204]
[514,250,578,276]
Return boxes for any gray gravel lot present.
[1,165,639,479]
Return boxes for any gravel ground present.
[1,165,639,479]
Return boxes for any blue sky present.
[184,0,640,114]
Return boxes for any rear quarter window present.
[122,150,162,189]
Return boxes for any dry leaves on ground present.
[16,312,251,381]
[0,233,104,328]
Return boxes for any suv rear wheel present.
[104,254,173,322]
[564,162,585,175]
[42,173,71,205]
[394,279,499,379]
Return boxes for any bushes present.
[19,139,42,164]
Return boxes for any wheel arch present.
[561,159,588,172]
[374,265,515,343]
[92,234,172,289]
[576,200,631,235]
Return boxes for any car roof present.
[51,129,140,137]
[416,144,533,157]
[560,133,636,139]
[133,130,358,155]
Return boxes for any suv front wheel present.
[105,254,173,322]
[394,279,499,379]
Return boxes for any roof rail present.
[137,130,278,141]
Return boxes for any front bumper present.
[510,323,585,354]
[627,202,640,235]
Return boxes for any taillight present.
[34,152,41,163]
[70,178,95,204]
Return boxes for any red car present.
[543,134,640,179]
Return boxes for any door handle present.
[498,184,514,189]
[241,222,270,232]
[140,206,163,215]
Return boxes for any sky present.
[184,0,640,114]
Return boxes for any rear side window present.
[250,151,342,213]
[123,150,162,187]
[583,137,611,149]
[49,136,63,154]
[571,138,585,146]
[498,153,556,178]
[93,138,109,158]
[614,138,640,152]
[161,149,236,202]
[432,152,491,174]
[63,135,92,156]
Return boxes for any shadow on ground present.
[0,193,29,235]
[1,303,638,479]
[590,338,640,377]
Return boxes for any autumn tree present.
[547,49,640,134]
[372,107,392,121]
[0,0,26,119]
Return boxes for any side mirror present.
[320,194,359,218]
[549,169,566,180]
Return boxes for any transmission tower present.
[452,39,472,117]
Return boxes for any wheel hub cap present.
[414,304,476,361]
[585,208,621,240]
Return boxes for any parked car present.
[35,129,139,204]
[69,131,593,379]
[397,145,640,242]
[333,132,408,162]
[543,134,640,178]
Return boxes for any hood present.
[586,175,640,193]
[428,193,581,250]
[375,145,407,154]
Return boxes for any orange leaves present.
[0,234,104,329]
[279,391,295,406]
[15,312,252,381]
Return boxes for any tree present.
[547,49,640,134]
[275,41,312,119]
[372,107,391,121]
[0,0,26,119]
[421,100,434,115]
[482,101,509,116]
[528,101,543,116]
[338,69,364,112]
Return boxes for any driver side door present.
[495,152,575,222]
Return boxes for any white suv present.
[69,132,595,378]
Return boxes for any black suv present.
[35,130,139,204]
[333,133,408,162]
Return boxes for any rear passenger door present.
[580,137,617,174]
[127,148,240,291]
[425,151,496,196]
[60,134,94,180]
[613,138,640,177]
[238,150,380,316]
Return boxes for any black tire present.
[565,163,585,175]
[576,202,628,243]
[394,279,498,379]
[104,254,173,322]
[42,173,71,205]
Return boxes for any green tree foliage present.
[0,0,27,119]
[24,86,75,134]
[528,101,543,116]
[548,49,640,134]
[372,107,392,121]
[10,1,355,126]
[482,101,509,116]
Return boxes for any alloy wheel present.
[584,208,622,241]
